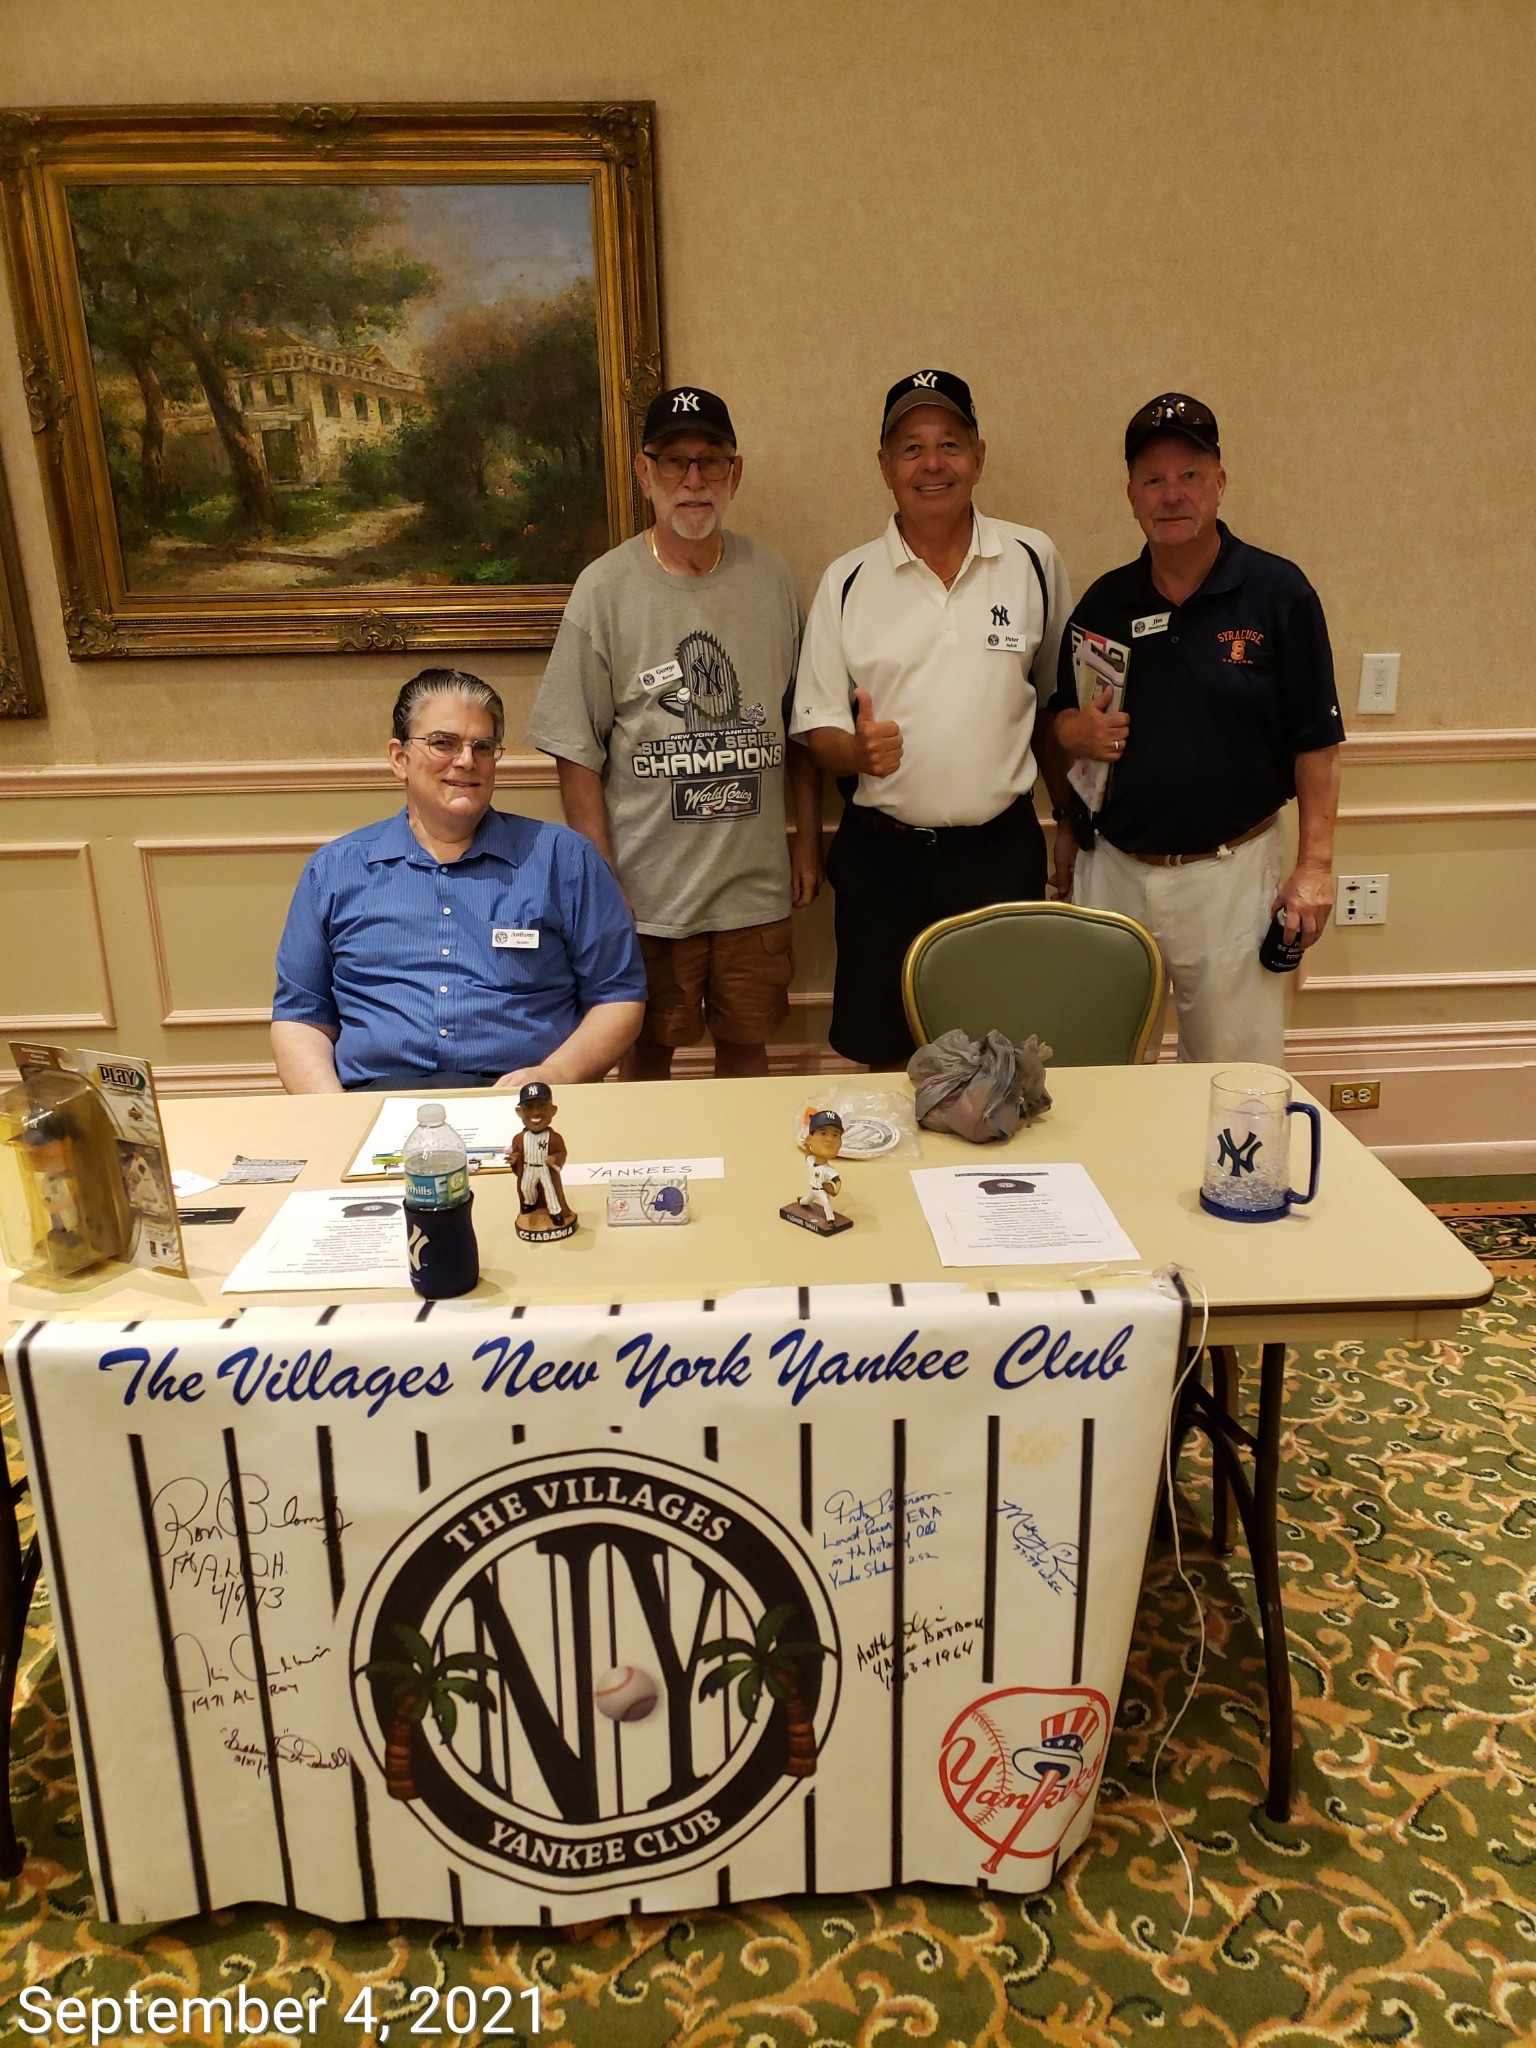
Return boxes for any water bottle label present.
[405,1165,468,1208]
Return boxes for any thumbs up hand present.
[852,687,904,778]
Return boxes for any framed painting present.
[0,104,660,657]
[0,436,43,713]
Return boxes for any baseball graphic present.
[595,1665,660,1723]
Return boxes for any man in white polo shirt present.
[791,369,1074,1065]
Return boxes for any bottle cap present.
[416,1103,446,1124]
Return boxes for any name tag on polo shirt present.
[1132,612,1171,638]
[985,629,1028,654]
[493,928,540,949]
[638,658,683,691]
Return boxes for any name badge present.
[639,658,683,692]
[1132,612,1171,638]
[493,928,539,950]
[985,630,1027,654]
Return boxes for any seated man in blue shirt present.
[272,669,646,1092]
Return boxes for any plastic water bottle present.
[400,1103,469,1209]
[401,1104,478,1298]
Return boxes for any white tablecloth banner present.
[7,1279,1187,1923]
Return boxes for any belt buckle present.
[915,825,939,846]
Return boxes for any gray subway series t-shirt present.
[528,532,804,937]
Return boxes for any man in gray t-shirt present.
[528,385,821,1079]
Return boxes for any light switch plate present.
[1358,652,1400,714]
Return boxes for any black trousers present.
[826,797,1048,1066]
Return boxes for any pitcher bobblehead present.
[780,1109,852,1237]
[506,1082,577,1242]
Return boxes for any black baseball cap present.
[642,386,736,448]
[518,1081,553,1106]
[881,369,978,440]
[807,1110,844,1135]
[1125,392,1220,465]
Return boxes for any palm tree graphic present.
[697,1603,832,1778]
[361,1623,497,1801]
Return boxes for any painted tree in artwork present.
[69,185,435,534]
[360,1623,497,1802]
[394,280,608,580]
[697,1604,832,1779]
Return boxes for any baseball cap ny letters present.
[1124,392,1221,464]
[881,369,978,439]
[642,386,736,448]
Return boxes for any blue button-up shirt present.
[274,809,645,1087]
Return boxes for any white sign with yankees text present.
[6,1281,1185,1923]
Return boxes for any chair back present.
[901,901,1165,1065]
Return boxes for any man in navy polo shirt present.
[1049,395,1342,1066]
[272,669,646,1092]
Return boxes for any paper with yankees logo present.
[6,1279,1186,1921]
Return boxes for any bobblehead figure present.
[780,1109,852,1237]
[507,1082,577,1242]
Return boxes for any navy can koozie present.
[404,1191,479,1299]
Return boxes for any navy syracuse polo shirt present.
[1050,522,1343,856]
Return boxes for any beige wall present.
[1,0,1533,1156]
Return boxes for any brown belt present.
[1123,813,1277,868]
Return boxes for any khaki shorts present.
[638,918,795,1047]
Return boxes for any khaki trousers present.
[1072,818,1288,1066]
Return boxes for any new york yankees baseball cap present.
[881,368,978,439]
[518,1081,553,1106]
[1124,392,1221,464]
[642,386,737,447]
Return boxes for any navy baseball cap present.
[882,369,978,439]
[807,1110,844,1135]
[518,1081,553,1106]
[642,386,736,447]
[1125,392,1221,464]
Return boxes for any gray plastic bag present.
[907,1028,1053,1143]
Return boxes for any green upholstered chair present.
[901,900,1166,1066]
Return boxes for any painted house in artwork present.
[156,330,428,488]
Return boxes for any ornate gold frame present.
[0,440,43,713]
[0,104,661,659]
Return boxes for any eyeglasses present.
[406,732,504,763]
[643,449,735,483]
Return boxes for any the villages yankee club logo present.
[352,1451,840,1889]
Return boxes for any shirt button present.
[441,947,449,956]
[439,985,448,993]
[442,906,452,916]
[440,1028,448,1038]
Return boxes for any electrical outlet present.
[1330,1080,1382,1111]
[1338,874,1388,924]
[1358,652,1400,714]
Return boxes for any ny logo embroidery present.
[991,605,1010,627]
[673,391,701,412]
[1216,1128,1261,1175]
[912,370,938,388]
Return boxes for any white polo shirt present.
[791,510,1072,827]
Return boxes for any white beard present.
[667,503,720,542]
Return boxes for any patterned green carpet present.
[2,1241,1531,2044]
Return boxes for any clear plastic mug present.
[1199,1067,1321,1222]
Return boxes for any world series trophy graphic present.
[505,1082,577,1243]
